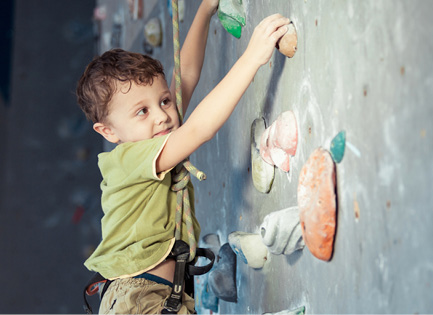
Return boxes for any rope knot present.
[171,164,190,192]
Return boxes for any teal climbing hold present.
[218,0,245,38]
[330,130,346,163]
[202,279,219,313]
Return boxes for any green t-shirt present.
[84,135,200,279]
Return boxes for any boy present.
[77,0,290,312]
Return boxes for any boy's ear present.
[93,122,120,143]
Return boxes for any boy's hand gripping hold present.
[244,14,292,66]
[157,14,291,173]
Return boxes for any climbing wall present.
[89,0,433,313]
[188,0,433,314]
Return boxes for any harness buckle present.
[162,240,190,314]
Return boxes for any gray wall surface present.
[188,0,433,314]
[1,0,432,313]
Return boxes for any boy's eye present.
[161,98,171,107]
[137,108,148,116]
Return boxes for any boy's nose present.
[154,107,169,125]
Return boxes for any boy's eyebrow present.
[129,87,172,112]
[129,99,148,114]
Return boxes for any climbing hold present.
[202,279,219,313]
[93,5,107,21]
[259,111,298,172]
[218,0,246,38]
[264,306,306,315]
[72,205,85,224]
[167,0,185,22]
[208,243,237,303]
[202,233,221,257]
[298,147,337,261]
[330,130,346,163]
[276,22,298,58]
[251,118,275,193]
[260,207,304,256]
[272,110,298,156]
[128,0,143,20]
[144,17,162,47]
[228,231,268,269]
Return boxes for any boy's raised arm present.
[170,0,219,117]
[158,14,291,174]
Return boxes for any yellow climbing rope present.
[171,0,206,261]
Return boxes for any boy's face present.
[94,75,180,144]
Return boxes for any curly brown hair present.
[76,48,165,123]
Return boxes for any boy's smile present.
[93,75,180,144]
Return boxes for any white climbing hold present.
[260,206,305,256]
[144,17,162,47]
[228,231,268,269]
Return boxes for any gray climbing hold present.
[208,243,237,303]
[260,206,305,256]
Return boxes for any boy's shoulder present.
[98,135,171,180]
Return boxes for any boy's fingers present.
[258,13,286,28]
[262,15,291,35]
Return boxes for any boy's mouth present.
[154,128,172,137]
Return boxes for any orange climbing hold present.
[298,147,336,261]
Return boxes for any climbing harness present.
[83,1,213,313]
[83,243,214,314]
[161,241,214,313]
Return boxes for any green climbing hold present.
[291,306,306,315]
[330,130,346,163]
[218,0,245,38]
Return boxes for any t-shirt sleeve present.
[101,134,171,182]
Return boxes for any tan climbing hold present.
[277,22,298,58]
[297,147,336,261]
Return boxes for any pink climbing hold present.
[259,111,298,172]
[259,127,274,166]
[297,147,337,261]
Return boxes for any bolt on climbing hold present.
[228,231,268,269]
[264,306,306,315]
[276,22,298,58]
[167,0,185,22]
[207,243,237,303]
[251,117,275,193]
[144,17,162,47]
[201,279,219,313]
[259,111,298,172]
[202,233,221,257]
[298,147,337,261]
[128,0,143,20]
[260,206,305,256]
[218,0,246,38]
[330,130,346,163]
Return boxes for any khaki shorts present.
[99,277,195,314]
